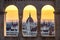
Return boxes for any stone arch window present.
[4,5,19,37]
[40,5,55,36]
[22,5,37,37]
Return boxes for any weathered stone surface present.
[0,0,56,40]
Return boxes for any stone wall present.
[0,1,55,40]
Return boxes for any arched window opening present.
[41,5,55,36]
[22,5,37,37]
[4,5,19,37]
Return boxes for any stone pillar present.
[55,11,60,40]
[37,12,40,36]
[0,11,5,40]
[18,10,23,40]
[37,11,42,40]
[55,0,60,40]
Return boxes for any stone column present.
[0,11,5,40]
[55,0,60,40]
[18,9,23,40]
[37,11,42,40]
[55,11,60,40]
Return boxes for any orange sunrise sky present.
[5,5,55,22]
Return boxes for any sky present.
[5,5,19,22]
[5,5,55,22]
[22,5,37,22]
[41,5,55,22]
